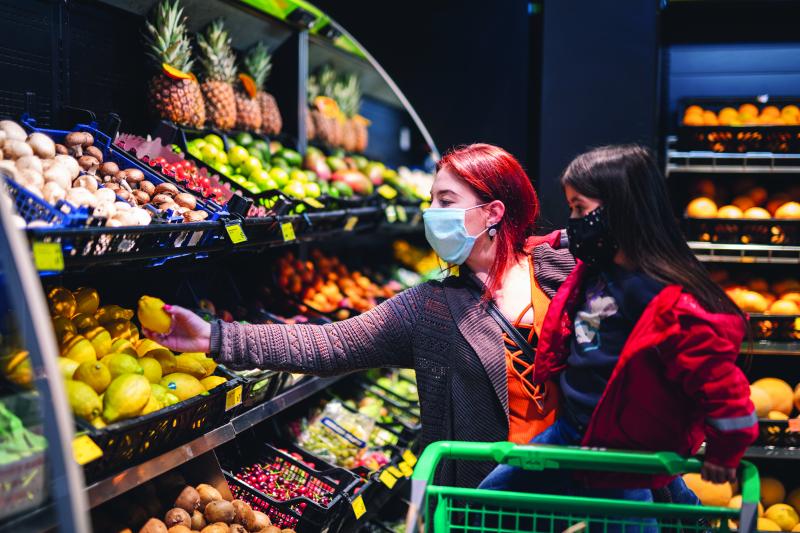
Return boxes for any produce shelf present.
[744,341,800,357]
[688,241,800,264]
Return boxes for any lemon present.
[140,393,164,415]
[148,348,177,374]
[175,354,207,379]
[165,393,180,406]
[101,353,143,379]
[106,320,134,340]
[72,313,99,333]
[139,357,163,384]
[149,383,170,404]
[52,316,77,342]
[65,380,102,421]
[73,361,111,393]
[135,338,165,357]
[73,287,100,315]
[57,357,80,380]
[84,327,112,357]
[765,504,799,531]
[95,305,133,325]
[90,417,106,429]
[200,376,227,391]
[111,338,138,357]
[137,295,171,334]
[160,373,205,401]
[61,335,97,364]
[758,517,782,531]
[48,287,76,318]
[103,374,151,423]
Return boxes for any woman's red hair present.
[436,143,540,297]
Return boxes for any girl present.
[145,143,575,488]
[480,145,757,507]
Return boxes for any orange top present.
[505,257,559,444]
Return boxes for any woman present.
[481,145,757,509]
[146,143,575,488]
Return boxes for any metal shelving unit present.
[687,242,800,264]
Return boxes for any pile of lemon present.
[48,287,226,428]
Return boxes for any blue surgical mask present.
[423,204,490,265]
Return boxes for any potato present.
[200,524,229,533]
[165,508,191,528]
[175,486,201,513]
[139,518,168,533]
[231,500,255,530]
[190,510,206,531]
[251,511,270,531]
[204,500,235,524]
[197,484,223,509]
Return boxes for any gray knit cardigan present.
[211,244,575,488]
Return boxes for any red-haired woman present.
[145,143,575,488]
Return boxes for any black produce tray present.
[77,369,241,483]
[750,314,800,343]
[683,217,800,246]
[756,418,800,448]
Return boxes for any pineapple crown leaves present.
[242,42,273,88]
[196,19,237,83]
[144,0,194,72]
[336,73,361,118]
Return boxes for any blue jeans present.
[478,418,700,532]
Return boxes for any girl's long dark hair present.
[561,144,743,318]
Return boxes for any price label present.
[387,465,404,478]
[396,205,408,223]
[402,449,418,467]
[303,197,325,209]
[33,242,64,272]
[378,469,398,489]
[72,435,103,465]
[344,216,359,231]
[789,418,800,433]
[351,494,367,519]
[225,223,247,244]
[377,184,398,200]
[411,211,422,226]
[281,221,296,241]
[398,461,414,477]
[226,385,243,411]
[385,205,397,223]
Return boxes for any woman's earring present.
[488,225,497,240]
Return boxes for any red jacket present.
[534,261,758,488]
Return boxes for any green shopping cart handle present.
[407,441,759,533]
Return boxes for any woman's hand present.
[142,304,212,354]
[701,461,737,484]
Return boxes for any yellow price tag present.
[398,461,414,477]
[72,434,103,465]
[378,469,398,489]
[402,449,417,467]
[351,494,366,519]
[225,385,243,411]
[33,242,64,272]
[303,197,325,209]
[396,205,408,223]
[385,205,397,223]
[377,184,398,200]
[281,221,296,241]
[344,216,359,231]
[225,223,247,244]
[387,465,403,478]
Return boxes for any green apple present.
[290,169,308,183]
[217,164,233,176]
[242,156,262,177]
[187,138,207,150]
[304,182,322,198]
[271,157,289,171]
[203,134,224,151]
[200,143,220,163]
[230,174,248,185]
[228,145,249,167]
[214,151,229,167]
[235,132,254,146]
[250,169,277,191]
[305,170,319,182]
[269,167,289,188]
[282,180,306,199]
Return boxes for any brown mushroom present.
[152,193,173,205]
[184,210,208,222]
[78,155,100,174]
[65,132,89,157]
[154,182,179,196]
[159,202,180,212]
[126,168,145,183]
[174,193,197,210]
[140,180,156,196]
[99,161,119,177]
[116,189,131,201]
[85,145,103,163]
[132,190,151,205]
[55,143,68,155]
[104,182,121,193]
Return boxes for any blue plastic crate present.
[2,175,90,227]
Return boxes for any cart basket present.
[407,441,760,533]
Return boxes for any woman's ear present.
[486,200,506,227]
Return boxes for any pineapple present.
[337,73,367,153]
[242,42,282,136]
[308,66,341,147]
[197,19,237,130]
[234,76,262,132]
[144,0,205,128]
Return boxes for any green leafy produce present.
[0,403,46,464]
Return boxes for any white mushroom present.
[42,182,66,205]
[114,201,132,212]
[111,211,137,226]
[0,120,27,142]
[105,218,123,227]
[27,220,51,228]
[54,154,80,179]
[16,155,43,175]
[92,201,117,219]
[0,160,19,180]
[130,206,152,226]
[18,169,44,190]
[73,174,99,193]
[26,132,56,159]
[43,165,71,190]
[94,188,116,204]
[3,140,33,160]
[12,215,26,229]
[66,187,96,208]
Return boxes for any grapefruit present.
[769,411,789,420]
[754,378,794,416]
[769,299,800,315]
[751,386,774,417]
[786,488,800,514]
[776,202,800,220]
[687,197,718,218]
[682,473,733,507]
[729,494,764,517]
[765,504,799,531]
[761,478,787,508]
[733,195,756,211]
[745,207,772,219]
[758,517,782,531]
[738,291,769,313]
[718,205,744,219]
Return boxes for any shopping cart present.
[407,441,759,533]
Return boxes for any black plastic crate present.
[750,314,800,343]
[78,369,241,483]
[683,217,800,246]
[220,440,359,533]
[756,418,800,448]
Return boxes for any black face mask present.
[566,205,619,267]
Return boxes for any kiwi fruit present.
[167,527,192,533]
[231,500,256,530]
[280,530,296,533]
[228,526,247,533]
[191,510,207,530]
[175,486,201,513]
[204,500,235,524]
[200,523,229,533]
[259,527,281,533]
[165,508,191,528]
[251,511,270,531]
[139,518,168,533]
[196,483,223,509]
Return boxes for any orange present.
[749,187,769,206]
[758,517,782,531]
[687,197,718,218]
[682,473,733,507]
[748,278,770,292]
[769,299,800,315]
[751,386,773,417]
[744,207,771,219]
[761,478,787,509]
[693,179,716,198]
[767,194,792,216]
[732,195,756,211]
[703,111,719,126]
[739,103,759,118]
[683,113,705,126]
[717,205,744,219]
[782,105,800,118]
[685,105,704,116]
[775,202,800,219]
[161,63,192,80]
[718,107,739,125]
[738,291,768,313]
[782,292,800,306]
[753,378,794,416]
[761,105,781,119]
